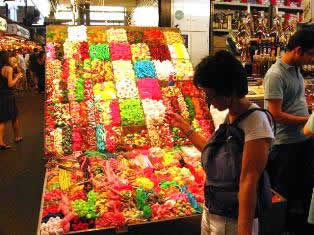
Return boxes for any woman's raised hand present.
[165,111,190,132]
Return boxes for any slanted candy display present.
[41,26,215,234]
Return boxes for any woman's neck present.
[228,97,252,121]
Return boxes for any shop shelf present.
[213,1,248,7]
[277,5,304,11]
[213,29,238,32]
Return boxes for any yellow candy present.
[135,177,154,190]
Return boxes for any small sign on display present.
[8,24,30,39]
[0,17,7,32]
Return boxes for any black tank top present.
[0,67,13,94]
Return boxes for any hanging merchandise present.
[39,25,216,234]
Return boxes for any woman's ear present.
[295,46,303,56]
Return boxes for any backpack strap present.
[231,108,276,134]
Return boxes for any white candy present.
[115,79,139,99]
[112,60,135,81]
[142,99,166,125]
[68,25,87,41]
[153,60,175,81]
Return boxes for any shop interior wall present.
[171,0,210,67]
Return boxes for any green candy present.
[185,97,195,121]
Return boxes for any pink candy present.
[137,78,162,100]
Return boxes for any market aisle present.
[0,92,201,235]
[0,92,45,235]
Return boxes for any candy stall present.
[38,25,215,234]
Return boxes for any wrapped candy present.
[147,124,174,148]
[173,59,194,80]
[68,25,87,41]
[149,44,171,61]
[109,42,132,61]
[53,128,63,155]
[176,81,202,97]
[70,102,81,126]
[79,41,89,61]
[62,60,70,81]
[63,40,79,60]
[79,102,89,127]
[46,25,67,43]
[172,127,191,146]
[89,44,110,61]
[122,129,150,151]
[119,99,145,126]
[127,31,144,44]
[72,191,99,219]
[107,28,128,42]
[62,125,73,155]
[192,97,211,120]
[163,31,183,44]
[130,43,151,61]
[178,95,190,120]
[168,43,190,60]
[86,100,96,128]
[40,217,64,235]
[90,60,114,83]
[141,99,166,125]
[96,124,105,153]
[93,82,117,102]
[72,128,83,151]
[84,77,94,101]
[192,119,214,140]
[137,78,162,100]
[115,79,139,99]
[75,76,85,102]
[112,60,135,81]
[161,86,181,97]
[87,26,107,43]
[143,29,165,45]
[104,125,121,152]
[95,212,126,228]
[185,97,196,121]
[86,126,97,150]
[46,42,57,60]
[134,60,156,78]
[153,60,175,81]
[135,177,154,190]
[109,100,121,126]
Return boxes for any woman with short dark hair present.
[166,50,274,235]
[0,51,23,150]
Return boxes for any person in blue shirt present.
[264,29,314,234]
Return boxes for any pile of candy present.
[43,26,216,234]
[41,147,205,233]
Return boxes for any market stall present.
[38,25,215,234]
[0,23,40,52]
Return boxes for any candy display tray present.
[37,169,202,235]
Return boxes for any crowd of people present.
[0,47,45,150]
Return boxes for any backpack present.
[201,108,275,219]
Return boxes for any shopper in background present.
[166,50,274,235]
[16,49,26,90]
[264,29,314,234]
[0,52,23,150]
[34,51,45,94]
[29,48,39,90]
